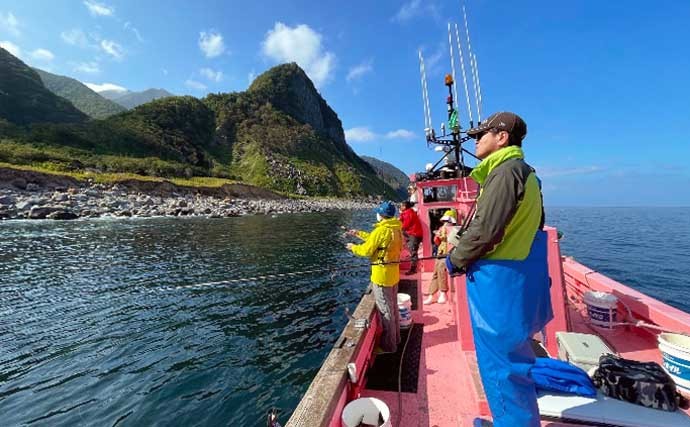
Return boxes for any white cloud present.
[262,22,335,87]
[200,67,223,82]
[346,61,373,83]
[30,48,54,62]
[83,0,114,17]
[248,70,256,84]
[124,22,143,42]
[426,48,443,70]
[61,29,90,47]
[84,82,127,93]
[392,0,422,22]
[185,79,207,91]
[0,12,20,37]
[345,127,417,143]
[0,40,21,58]
[100,39,124,60]
[345,127,377,143]
[536,166,604,178]
[392,0,440,23]
[74,61,100,74]
[385,129,416,139]
[198,31,225,58]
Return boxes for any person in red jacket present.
[399,201,423,274]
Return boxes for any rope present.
[396,323,414,427]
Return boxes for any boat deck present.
[286,241,690,426]
[361,270,690,427]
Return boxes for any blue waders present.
[466,231,553,427]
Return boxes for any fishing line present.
[172,256,447,290]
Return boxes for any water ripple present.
[0,212,370,426]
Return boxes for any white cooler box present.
[556,332,613,372]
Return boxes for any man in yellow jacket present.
[347,201,404,353]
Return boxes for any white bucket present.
[583,291,618,329]
[398,293,412,329]
[658,333,690,392]
[341,397,391,427]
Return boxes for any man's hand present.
[346,229,358,237]
[346,243,355,251]
[445,254,464,277]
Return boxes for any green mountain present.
[102,88,175,109]
[0,60,398,198]
[208,62,390,196]
[361,156,410,200]
[0,47,87,125]
[34,68,126,119]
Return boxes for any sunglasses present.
[473,128,502,140]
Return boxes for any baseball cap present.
[374,200,396,218]
[466,112,527,141]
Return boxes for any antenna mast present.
[418,50,433,141]
[454,23,473,130]
[462,4,481,124]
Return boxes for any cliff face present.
[362,156,410,200]
[248,63,347,147]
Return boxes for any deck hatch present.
[364,323,423,393]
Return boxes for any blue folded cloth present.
[530,357,597,397]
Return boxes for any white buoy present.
[341,397,391,427]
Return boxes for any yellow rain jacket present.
[351,217,403,286]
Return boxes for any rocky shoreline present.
[0,168,378,221]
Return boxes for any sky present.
[1,0,689,206]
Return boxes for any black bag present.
[592,354,684,411]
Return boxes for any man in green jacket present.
[446,112,553,427]
[347,201,404,353]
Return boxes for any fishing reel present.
[266,408,282,427]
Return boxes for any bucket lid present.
[583,291,618,307]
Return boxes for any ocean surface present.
[1,207,689,426]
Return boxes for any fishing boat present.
[284,10,690,427]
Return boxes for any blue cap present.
[375,201,396,218]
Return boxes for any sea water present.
[1,207,688,426]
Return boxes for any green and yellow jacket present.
[351,217,403,286]
[450,145,545,267]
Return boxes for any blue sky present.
[1,0,689,206]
